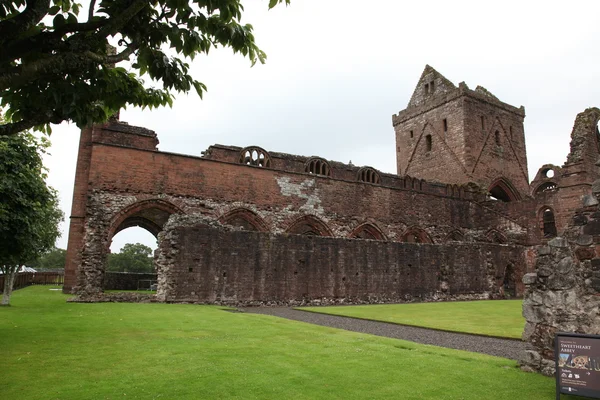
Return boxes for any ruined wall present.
[154,215,526,305]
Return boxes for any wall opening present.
[410,130,414,138]
[443,118,448,133]
[426,135,432,152]
[239,146,271,168]
[488,178,520,202]
[106,227,158,291]
[305,157,331,177]
[357,167,381,184]
[503,264,516,298]
[535,182,558,194]
[495,130,501,146]
[540,207,557,238]
[424,83,429,95]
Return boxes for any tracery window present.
[305,157,331,177]
[239,146,271,168]
[357,167,381,184]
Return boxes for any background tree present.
[0,130,63,305]
[27,247,67,270]
[107,243,154,273]
[0,0,289,136]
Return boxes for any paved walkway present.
[244,307,528,361]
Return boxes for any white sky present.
[42,0,600,252]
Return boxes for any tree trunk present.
[1,266,17,306]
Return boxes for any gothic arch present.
[486,229,507,244]
[488,177,522,202]
[534,181,558,195]
[218,208,269,232]
[108,199,183,240]
[348,222,386,241]
[239,146,272,168]
[357,167,381,184]
[445,229,464,242]
[401,226,433,244]
[538,206,557,239]
[286,215,333,236]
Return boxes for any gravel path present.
[243,307,528,361]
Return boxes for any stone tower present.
[392,65,529,200]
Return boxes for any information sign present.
[556,333,600,399]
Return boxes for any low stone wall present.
[153,214,526,306]
[102,272,157,291]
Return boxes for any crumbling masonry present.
[63,66,600,372]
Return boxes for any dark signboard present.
[556,333,600,399]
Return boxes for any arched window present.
[239,146,271,168]
[534,182,558,194]
[305,157,331,177]
[426,135,432,152]
[539,207,557,238]
[445,230,464,242]
[357,167,381,184]
[219,208,268,232]
[349,223,386,240]
[401,227,433,244]
[486,230,507,244]
[286,215,333,236]
[503,264,516,298]
[488,178,521,202]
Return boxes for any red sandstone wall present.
[158,224,526,303]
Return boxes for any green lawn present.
[300,300,525,339]
[0,287,566,400]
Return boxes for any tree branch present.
[0,111,62,136]
[97,0,148,38]
[88,0,97,22]
[0,0,52,42]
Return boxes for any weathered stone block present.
[576,246,595,261]
[548,237,569,248]
[548,274,576,290]
[537,266,552,278]
[557,257,574,274]
[592,179,600,194]
[523,273,538,285]
[583,194,600,207]
[537,246,551,256]
[577,235,594,246]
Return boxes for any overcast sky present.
[42,0,600,252]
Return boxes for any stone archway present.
[75,199,182,296]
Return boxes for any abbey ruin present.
[63,66,600,373]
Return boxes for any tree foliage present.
[107,243,154,273]
[0,0,289,136]
[0,129,63,305]
[27,247,67,270]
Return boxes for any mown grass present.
[300,300,525,339]
[1,287,567,399]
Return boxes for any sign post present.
[556,333,600,399]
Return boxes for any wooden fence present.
[0,272,64,293]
